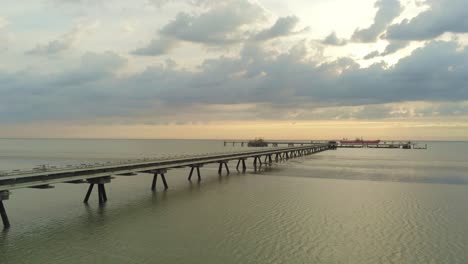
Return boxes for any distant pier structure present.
[224,139,427,149]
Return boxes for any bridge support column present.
[84,176,111,204]
[188,167,194,179]
[236,159,247,172]
[218,161,230,175]
[0,191,10,229]
[188,165,202,181]
[151,169,168,191]
[253,156,263,168]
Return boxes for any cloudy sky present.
[1,0,467,140]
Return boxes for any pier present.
[224,140,426,149]
[0,144,332,229]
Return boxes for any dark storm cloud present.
[352,0,403,42]
[386,0,468,40]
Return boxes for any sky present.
[0,0,467,140]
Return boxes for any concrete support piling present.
[151,174,157,191]
[84,176,111,204]
[83,184,94,203]
[188,165,203,181]
[188,167,194,180]
[236,159,247,172]
[161,174,168,189]
[150,169,168,191]
[253,156,262,168]
[218,161,229,175]
[99,184,107,202]
[97,184,104,204]
[0,191,10,229]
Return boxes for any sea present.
[0,139,467,264]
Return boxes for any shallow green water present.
[0,139,467,263]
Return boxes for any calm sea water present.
[0,139,467,264]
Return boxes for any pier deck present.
[0,144,332,228]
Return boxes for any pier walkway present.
[0,144,333,229]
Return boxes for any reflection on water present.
[0,139,468,264]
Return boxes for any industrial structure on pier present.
[224,139,427,149]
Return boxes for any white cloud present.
[159,0,264,44]
[26,21,100,55]
[352,0,403,42]
[132,37,179,56]
[0,17,10,51]
[322,31,347,46]
[252,16,307,41]
[0,17,8,29]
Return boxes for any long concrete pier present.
[0,144,333,229]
